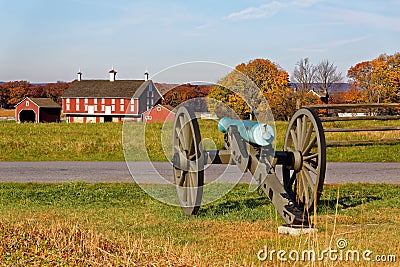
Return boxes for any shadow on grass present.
[199,196,271,217]
[318,194,382,213]
[197,185,385,219]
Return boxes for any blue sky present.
[0,0,399,83]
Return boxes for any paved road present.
[0,161,399,184]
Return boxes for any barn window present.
[66,98,70,103]
[94,105,98,112]
[94,98,98,104]
[120,104,124,111]
[84,98,88,104]
[112,105,115,111]
[130,99,134,104]
[76,99,80,110]
[101,105,105,112]
[112,99,115,104]
[157,107,161,111]
[120,99,124,104]
[130,105,135,112]
[26,101,29,107]
[85,105,88,111]
[102,98,105,104]
[66,104,70,111]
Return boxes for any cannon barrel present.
[218,118,275,146]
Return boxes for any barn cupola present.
[144,70,149,81]
[77,69,82,81]
[109,68,117,82]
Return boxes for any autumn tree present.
[161,83,210,112]
[370,54,399,102]
[348,53,400,103]
[343,87,365,103]
[2,81,32,106]
[329,91,346,104]
[43,81,70,104]
[0,80,70,108]
[0,84,8,108]
[208,58,298,120]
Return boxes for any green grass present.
[0,122,124,161]
[0,183,399,266]
[0,120,399,162]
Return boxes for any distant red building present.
[142,104,175,122]
[15,97,61,123]
[61,69,163,123]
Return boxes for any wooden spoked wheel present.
[283,108,326,214]
[172,106,204,215]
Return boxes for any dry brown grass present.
[0,109,14,117]
[0,217,203,266]
[0,182,398,266]
[1,212,398,266]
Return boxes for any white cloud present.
[225,0,323,20]
[195,23,212,30]
[289,36,368,54]
[292,0,323,7]
[328,8,400,32]
[225,1,286,20]
[288,47,327,53]
[328,36,368,47]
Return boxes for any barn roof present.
[22,97,61,108]
[62,80,150,98]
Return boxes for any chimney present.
[144,70,149,81]
[109,68,117,82]
[77,69,82,81]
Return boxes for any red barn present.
[142,104,175,122]
[15,97,61,123]
[61,69,163,123]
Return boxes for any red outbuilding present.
[15,97,61,123]
[142,104,175,123]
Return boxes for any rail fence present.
[307,103,400,147]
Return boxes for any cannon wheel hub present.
[292,150,303,172]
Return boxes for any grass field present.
[0,182,398,266]
[1,119,399,266]
[0,120,399,162]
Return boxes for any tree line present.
[206,52,399,120]
[0,81,70,108]
[1,52,398,121]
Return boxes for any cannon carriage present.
[172,106,326,226]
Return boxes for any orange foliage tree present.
[0,81,70,108]
[347,53,400,103]
[43,81,71,104]
[208,58,320,120]
[2,81,33,106]
[343,87,365,104]
[161,83,210,111]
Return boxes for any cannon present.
[172,106,326,226]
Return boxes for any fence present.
[307,103,400,147]
[0,117,15,121]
